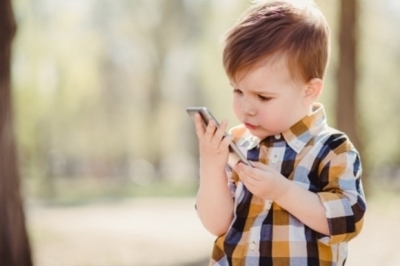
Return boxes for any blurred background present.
[4,0,400,265]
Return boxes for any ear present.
[303,78,323,104]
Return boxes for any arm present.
[316,150,366,244]
[193,114,234,236]
[196,168,234,236]
[274,177,330,235]
[235,162,330,235]
[235,149,366,240]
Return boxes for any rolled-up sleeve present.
[225,165,237,198]
[317,150,366,245]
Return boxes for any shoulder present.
[318,127,356,153]
[314,127,360,167]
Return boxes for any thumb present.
[251,161,269,170]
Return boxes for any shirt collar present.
[282,103,327,153]
[239,103,327,153]
[236,131,261,150]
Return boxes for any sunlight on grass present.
[24,176,198,206]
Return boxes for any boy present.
[193,1,366,265]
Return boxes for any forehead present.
[232,52,305,86]
[232,54,290,84]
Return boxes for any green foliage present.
[24,176,198,206]
[11,0,400,201]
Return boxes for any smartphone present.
[186,107,252,167]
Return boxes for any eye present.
[258,95,272,101]
[233,89,243,95]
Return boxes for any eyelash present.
[258,95,271,102]
[233,89,271,102]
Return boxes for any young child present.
[193,1,366,265]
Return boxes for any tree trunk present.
[337,0,369,193]
[0,0,34,265]
[337,0,358,146]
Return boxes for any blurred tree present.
[337,0,369,192]
[0,0,33,265]
[93,0,206,179]
[337,0,359,147]
[12,0,400,198]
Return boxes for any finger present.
[238,169,258,189]
[204,119,218,142]
[219,133,233,150]
[212,119,228,146]
[238,163,263,181]
[235,163,257,180]
[252,161,269,170]
[218,118,229,132]
[252,162,277,177]
[194,113,205,137]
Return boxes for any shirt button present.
[294,141,302,148]
[264,201,272,210]
[249,242,256,251]
[274,134,281,140]
[271,154,278,163]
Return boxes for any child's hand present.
[194,113,232,175]
[234,161,290,201]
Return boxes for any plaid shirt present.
[210,103,366,266]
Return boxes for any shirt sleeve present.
[225,165,237,198]
[317,149,366,245]
[225,125,248,198]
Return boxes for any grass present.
[23,176,199,206]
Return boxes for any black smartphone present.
[186,107,252,167]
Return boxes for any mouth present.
[244,122,258,130]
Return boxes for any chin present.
[250,129,278,140]
[248,130,267,139]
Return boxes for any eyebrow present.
[252,89,278,95]
[236,87,278,96]
[229,82,278,96]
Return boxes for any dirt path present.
[346,193,400,265]
[27,198,214,266]
[26,195,400,266]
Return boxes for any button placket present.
[264,200,272,211]
[294,141,302,149]
[249,241,256,251]
[270,153,278,163]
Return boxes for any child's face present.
[231,56,312,139]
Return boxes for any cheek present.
[232,96,241,113]
[258,105,281,125]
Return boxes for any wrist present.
[271,176,292,202]
[200,160,226,175]
[200,168,227,181]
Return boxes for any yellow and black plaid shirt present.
[210,103,366,266]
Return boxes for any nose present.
[241,98,256,116]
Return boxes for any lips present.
[244,122,258,130]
